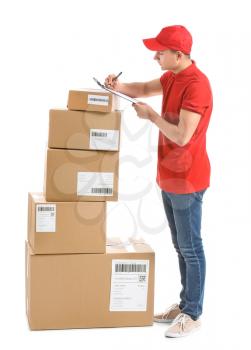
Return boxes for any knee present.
[179,244,204,261]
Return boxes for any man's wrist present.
[149,110,160,124]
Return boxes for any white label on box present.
[36,204,56,232]
[89,129,119,151]
[77,172,114,196]
[88,94,109,106]
[109,259,149,311]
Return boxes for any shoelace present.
[162,303,179,319]
[172,313,191,331]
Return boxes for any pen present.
[112,71,122,81]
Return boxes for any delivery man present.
[105,25,213,338]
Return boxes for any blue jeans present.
[161,189,207,320]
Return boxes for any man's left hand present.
[132,102,156,121]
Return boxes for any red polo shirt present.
[157,60,213,194]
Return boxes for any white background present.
[1,0,251,349]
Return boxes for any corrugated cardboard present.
[48,109,121,151]
[44,148,119,202]
[68,89,117,113]
[26,240,155,330]
[27,192,106,254]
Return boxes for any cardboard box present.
[27,193,106,254]
[26,239,155,330]
[44,148,119,202]
[68,89,117,113]
[48,109,121,151]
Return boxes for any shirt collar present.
[171,59,197,79]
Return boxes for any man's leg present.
[168,190,206,320]
[161,190,186,310]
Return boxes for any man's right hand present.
[104,74,121,91]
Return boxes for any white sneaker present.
[164,313,201,338]
[154,303,181,323]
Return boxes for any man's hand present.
[132,102,157,122]
[104,74,122,91]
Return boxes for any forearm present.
[150,110,183,146]
[117,82,146,98]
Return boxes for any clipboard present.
[93,77,139,104]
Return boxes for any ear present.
[176,51,183,60]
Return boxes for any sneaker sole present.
[154,317,175,324]
[164,325,201,338]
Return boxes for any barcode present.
[38,206,55,212]
[91,187,113,194]
[91,131,108,137]
[115,264,147,273]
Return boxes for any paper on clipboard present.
[93,77,139,104]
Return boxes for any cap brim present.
[142,38,169,51]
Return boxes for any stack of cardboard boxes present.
[26,89,155,330]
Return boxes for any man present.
[105,25,213,338]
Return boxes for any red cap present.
[143,25,193,55]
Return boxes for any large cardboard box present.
[27,193,106,254]
[44,148,119,202]
[48,109,121,151]
[68,89,117,113]
[26,239,155,330]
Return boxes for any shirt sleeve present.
[181,81,212,116]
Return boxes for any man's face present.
[154,50,181,70]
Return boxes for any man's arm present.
[152,108,201,146]
[133,104,201,146]
[104,75,162,98]
[120,79,162,98]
